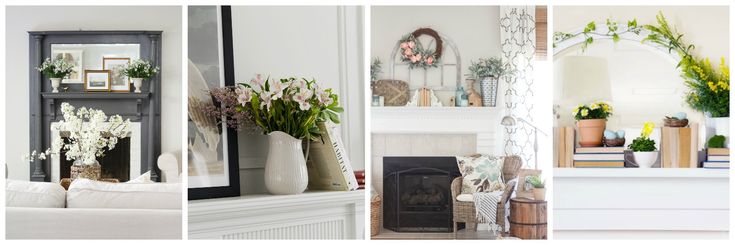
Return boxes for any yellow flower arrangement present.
[573,101,613,121]
[641,121,655,138]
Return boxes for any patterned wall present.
[500,6,537,168]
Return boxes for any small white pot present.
[264,131,308,195]
[633,151,659,168]
[132,78,144,93]
[50,78,62,93]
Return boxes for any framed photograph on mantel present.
[187,6,240,200]
[83,70,110,92]
[103,57,131,92]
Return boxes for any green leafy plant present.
[629,122,657,152]
[468,57,509,79]
[572,101,613,120]
[122,59,159,79]
[370,57,382,81]
[525,175,545,189]
[707,135,726,148]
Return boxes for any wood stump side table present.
[509,197,547,240]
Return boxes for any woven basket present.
[371,196,381,237]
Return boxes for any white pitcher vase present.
[264,131,308,195]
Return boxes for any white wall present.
[4,6,182,180]
[371,6,502,105]
[229,6,365,194]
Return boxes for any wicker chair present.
[451,155,522,235]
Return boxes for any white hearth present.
[49,122,142,182]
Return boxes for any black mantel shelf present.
[41,92,151,100]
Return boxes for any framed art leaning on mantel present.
[187,6,241,200]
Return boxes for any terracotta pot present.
[577,119,606,147]
[533,188,546,201]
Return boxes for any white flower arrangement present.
[122,59,159,79]
[24,103,131,165]
[36,58,75,78]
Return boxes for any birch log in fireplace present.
[28,31,162,182]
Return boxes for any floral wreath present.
[399,28,443,69]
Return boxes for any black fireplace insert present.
[383,156,461,232]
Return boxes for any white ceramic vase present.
[706,117,730,147]
[50,78,62,93]
[264,131,308,195]
[132,78,143,93]
[633,151,659,168]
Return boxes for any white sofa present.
[6,151,182,239]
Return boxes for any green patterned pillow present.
[456,155,505,194]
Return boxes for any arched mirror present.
[553,26,703,132]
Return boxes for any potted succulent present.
[573,101,613,147]
[629,122,658,168]
[468,57,508,107]
[36,58,75,93]
[122,59,159,93]
[209,75,343,195]
[526,175,546,201]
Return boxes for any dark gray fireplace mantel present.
[29,30,162,182]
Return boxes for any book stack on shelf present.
[354,170,365,189]
[704,148,730,169]
[573,147,625,168]
[660,124,699,168]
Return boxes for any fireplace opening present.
[59,137,131,182]
[383,156,461,232]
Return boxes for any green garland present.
[554,12,729,117]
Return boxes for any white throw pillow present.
[6,179,66,208]
[67,178,181,210]
[456,155,505,194]
[126,171,154,184]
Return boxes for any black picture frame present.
[188,6,240,200]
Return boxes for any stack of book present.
[703,148,730,169]
[660,124,699,168]
[354,170,365,189]
[573,147,625,168]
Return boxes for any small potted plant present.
[573,101,613,147]
[629,122,658,168]
[122,59,159,93]
[468,57,508,107]
[526,175,546,201]
[36,58,75,93]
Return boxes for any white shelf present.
[554,168,729,178]
[189,190,365,239]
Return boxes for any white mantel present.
[371,107,506,154]
[554,168,729,239]
[189,190,365,239]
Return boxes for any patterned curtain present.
[500,6,537,168]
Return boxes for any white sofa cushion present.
[6,179,66,208]
[126,171,155,184]
[67,178,181,210]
